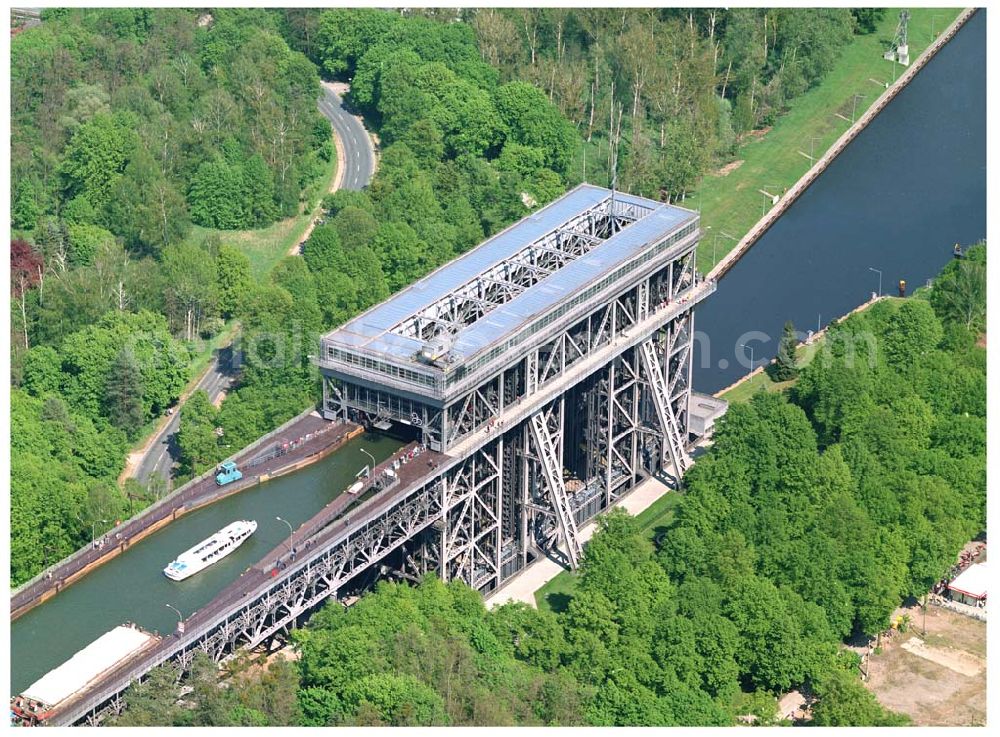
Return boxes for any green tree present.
[331,207,379,251]
[105,147,190,258]
[768,320,799,381]
[241,155,278,226]
[929,244,986,333]
[850,9,886,34]
[494,81,577,174]
[343,673,450,726]
[161,241,218,341]
[59,112,135,213]
[216,244,253,319]
[66,223,115,267]
[882,299,944,368]
[371,221,433,292]
[188,159,248,230]
[430,79,504,158]
[12,179,40,230]
[104,345,145,437]
[812,666,909,725]
[177,390,221,475]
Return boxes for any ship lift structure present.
[319,183,713,584]
[30,184,719,726]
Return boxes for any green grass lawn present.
[720,339,824,403]
[691,8,961,272]
[635,489,683,540]
[190,150,340,281]
[535,568,579,615]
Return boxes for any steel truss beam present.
[528,399,583,567]
[391,197,644,343]
[639,339,690,483]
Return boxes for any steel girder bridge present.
[49,185,715,725]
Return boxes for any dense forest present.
[8,8,334,585]
[110,246,986,726]
[11,8,329,242]
[469,7,875,199]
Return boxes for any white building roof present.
[21,625,157,707]
[948,562,988,599]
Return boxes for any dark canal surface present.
[693,10,986,394]
[10,433,403,695]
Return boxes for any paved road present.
[131,87,375,488]
[318,82,376,191]
[134,347,237,488]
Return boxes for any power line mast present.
[608,99,623,203]
[884,10,911,66]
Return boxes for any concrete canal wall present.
[706,8,977,283]
[712,293,888,399]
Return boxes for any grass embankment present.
[190,148,340,280]
[719,340,824,404]
[691,8,961,272]
[535,490,684,614]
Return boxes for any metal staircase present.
[639,339,690,484]
[529,411,583,568]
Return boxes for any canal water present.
[693,10,986,394]
[8,10,987,700]
[10,433,402,695]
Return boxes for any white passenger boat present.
[163,520,257,581]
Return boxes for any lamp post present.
[922,594,928,637]
[165,603,184,634]
[360,448,376,478]
[713,230,738,267]
[808,135,821,163]
[276,516,294,554]
[760,185,778,217]
[91,519,108,546]
[868,267,883,297]
[740,343,755,384]
[851,93,863,124]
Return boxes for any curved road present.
[320,81,377,191]
[133,87,376,488]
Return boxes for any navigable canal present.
[11,434,403,694]
[694,10,986,394]
[8,10,987,698]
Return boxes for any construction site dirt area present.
[864,603,986,726]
